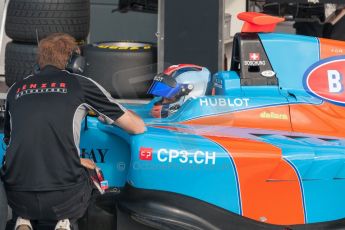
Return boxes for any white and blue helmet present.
[148,64,211,118]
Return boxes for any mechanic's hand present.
[80,158,97,170]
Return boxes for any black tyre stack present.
[82,42,157,99]
[5,0,157,98]
[5,0,90,86]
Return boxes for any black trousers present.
[0,178,7,230]
[6,179,92,222]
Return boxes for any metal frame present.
[218,0,225,71]
[0,0,9,60]
[157,0,164,73]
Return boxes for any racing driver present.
[0,33,145,230]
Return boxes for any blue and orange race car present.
[4,12,345,230]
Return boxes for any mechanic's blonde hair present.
[38,33,78,69]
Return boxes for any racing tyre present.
[5,0,90,42]
[5,42,37,87]
[82,42,157,99]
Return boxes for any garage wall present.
[89,0,158,43]
[225,0,245,36]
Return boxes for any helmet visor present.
[148,73,182,98]
[147,81,181,98]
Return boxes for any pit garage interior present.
[1,0,345,99]
[1,0,345,229]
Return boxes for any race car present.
[3,12,345,230]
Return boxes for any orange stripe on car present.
[203,135,305,225]
[183,106,292,132]
[319,38,345,59]
[290,103,345,138]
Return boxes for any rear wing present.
[238,12,284,33]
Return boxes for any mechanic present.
[148,64,211,118]
[0,33,146,230]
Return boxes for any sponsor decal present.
[157,148,216,165]
[330,47,344,55]
[97,45,151,50]
[260,111,288,120]
[15,82,67,99]
[139,147,153,160]
[199,98,250,107]
[261,70,275,78]
[213,78,223,88]
[249,52,260,61]
[244,60,266,66]
[153,75,164,82]
[244,52,266,66]
[303,56,345,105]
[81,148,108,163]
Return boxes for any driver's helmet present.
[148,64,211,118]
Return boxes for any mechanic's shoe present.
[14,217,32,230]
[55,219,71,230]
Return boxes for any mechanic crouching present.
[0,33,145,230]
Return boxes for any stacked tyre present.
[5,0,90,86]
[82,42,157,99]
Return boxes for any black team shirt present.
[1,65,125,191]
